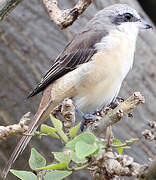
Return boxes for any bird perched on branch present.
[3,4,152,178]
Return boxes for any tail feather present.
[3,122,38,178]
[3,91,54,178]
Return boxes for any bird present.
[3,3,152,178]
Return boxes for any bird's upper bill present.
[137,19,153,30]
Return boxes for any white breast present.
[95,28,137,77]
[74,29,137,113]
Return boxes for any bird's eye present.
[113,12,137,25]
[123,13,133,21]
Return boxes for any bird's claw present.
[116,96,124,102]
[109,101,119,109]
[109,96,124,109]
[80,113,99,131]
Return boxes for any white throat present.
[95,22,139,51]
[94,23,139,79]
[117,22,139,41]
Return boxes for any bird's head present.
[88,4,152,36]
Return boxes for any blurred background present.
[0,0,156,179]
[138,0,156,24]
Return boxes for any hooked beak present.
[138,19,153,30]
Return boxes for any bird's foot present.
[116,96,124,102]
[109,96,124,109]
[80,113,99,131]
[75,107,99,131]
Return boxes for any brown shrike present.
[3,4,152,177]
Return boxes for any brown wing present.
[27,30,108,98]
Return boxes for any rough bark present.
[0,0,156,180]
[42,0,93,29]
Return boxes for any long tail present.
[3,120,38,178]
[3,93,54,178]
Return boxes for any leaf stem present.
[23,132,47,137]
[37,171,42,180]
[68,163,89,171]
[112,138,139,148]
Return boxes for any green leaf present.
[117,147,123,154]
[50,114,63,130]
[117,146,131,154]
[75,141,98,159]
[92,147,100,157]
[71,152,87,164]
[91,140,104,157]
[52,152,71,163]
[44,171,72,180]
[113,138,131,154]
[69,123,80,138]
[41,124,59,138]
[29,148,46,170]
[38,162,68,170]
[113,138,123,145]
[96,139,105,146]
[56,130,68,144]
[66,132,96,150]
[50,114,68,143]
[10,170,37,180]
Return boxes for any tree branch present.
[0,0,93,28]
[0,92,144,142]
[0,0,23,21]
[0,112,29,139]
[2,92,155,179]
[42,0,93,29]
[89,150,141,180]
[139,158,156,180]
[52,98,76,139]
[60,98,76,137]
[142,120,156,141]
[89,150,156,180]
[87,92,145,136]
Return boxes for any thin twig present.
[0,112,30,139]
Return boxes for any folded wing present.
[27,30,108,98]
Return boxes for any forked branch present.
[42,0,93,29]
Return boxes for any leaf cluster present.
[10,115,132,180]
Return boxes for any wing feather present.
[27,30,108,98]
[27,49,96,98]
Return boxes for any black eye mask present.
[113,12,139,25]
